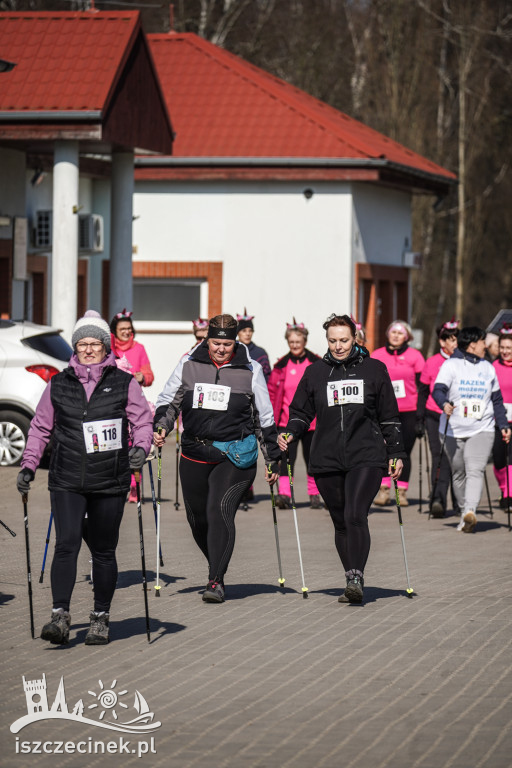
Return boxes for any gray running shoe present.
[41,609,71,644]
[85,612,110,645]
[338,575,364,604]
[202,581,225,603]
[309,494,324,509]
[275,494,292,509]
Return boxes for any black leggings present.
[50,490,125,613]
[425,409,458,510]
[179,457,257,582]
[398,411,417,484]
[314,467,383,574]
[279,429,314,478]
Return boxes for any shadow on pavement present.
[0,591,15,606]
[40,617,186,648]
[116,569,186,589]
[177,582,297,599]
[314,586,409,604]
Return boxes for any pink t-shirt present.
[371,345,425,412]
[279,356,317,430]
[420,352,450,414]
[493,359,512,423]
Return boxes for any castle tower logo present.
[11,675,161,735]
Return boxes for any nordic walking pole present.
[147,460,164,567]
[268,464,285,589]
[134,471,151,642]
[174,416,180,511]
[39,509,53,583]
[284,438,308,598]
[22,493,35,638]
[391,461,414,598]
[0,518,16,537]
[429,407,452,520]
[506,441,511,532]
[418,437,423,515]
[483,471,493,519]
[424,435,431,496]
[155,426,164,597]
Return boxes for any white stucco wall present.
[133,180,354,397]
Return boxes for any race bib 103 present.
[83,418,122,454]
[327,379,364,406]
[192,383,231,411]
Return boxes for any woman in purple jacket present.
[16,310,153,646]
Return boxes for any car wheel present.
[0,411,30,467]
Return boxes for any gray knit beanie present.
[72,309,111,352]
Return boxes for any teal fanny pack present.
[212,434,258,469]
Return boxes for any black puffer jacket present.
[49,366,131,495]
[285,345,406,474]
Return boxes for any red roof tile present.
[0,11,141,113]
[148,33,455,182]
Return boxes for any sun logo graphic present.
[10,674,161,735]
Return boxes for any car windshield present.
[22,332,72,362]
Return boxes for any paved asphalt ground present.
[1,440,511,768]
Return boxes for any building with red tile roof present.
[0,11,174,342]
[137,32,455,195]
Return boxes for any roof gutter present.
[134,156,457,185]
[0,110,102,121]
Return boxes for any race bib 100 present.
[392,379,406,399]
[460,398,484,420]
[83,418,122,454]
[192,383,231,411]
[327,379,364,406]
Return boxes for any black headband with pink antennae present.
[500,323,512,335]
[442,316,459,331]
[115,308,133,319]
[286,316,305,330]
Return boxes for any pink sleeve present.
[138,343,154,387]
[21,383,55,473]
[126,378,154,455]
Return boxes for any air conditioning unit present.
[34,210,52,249]
[79,214,104,253]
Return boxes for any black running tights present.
[50,490,124,613]
[179,457,257,583]
[314,467,383,573]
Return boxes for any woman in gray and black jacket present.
[153,314,281,603]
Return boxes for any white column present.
[51,141,79,342]
[109,152,134,318]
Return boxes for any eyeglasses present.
[76,342,104,351]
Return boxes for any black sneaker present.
[41,609,71,644]
[500,496,512,510]
[276,494,291,509]
[309,495,324,509]
[338,575,364,604]
[202,581,225,603]
[85,612,110,645]
[430,500,445,518]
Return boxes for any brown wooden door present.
[356,263,409,352]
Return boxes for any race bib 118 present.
[83,418,122,454]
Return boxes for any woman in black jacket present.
[154,314,281,603]
[278,314,406,604]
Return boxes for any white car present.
[0,320,72,466]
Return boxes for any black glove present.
[16,469,35,494]
[129,446,147,470]
[415,420,425,438]
[268,461,281,476]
